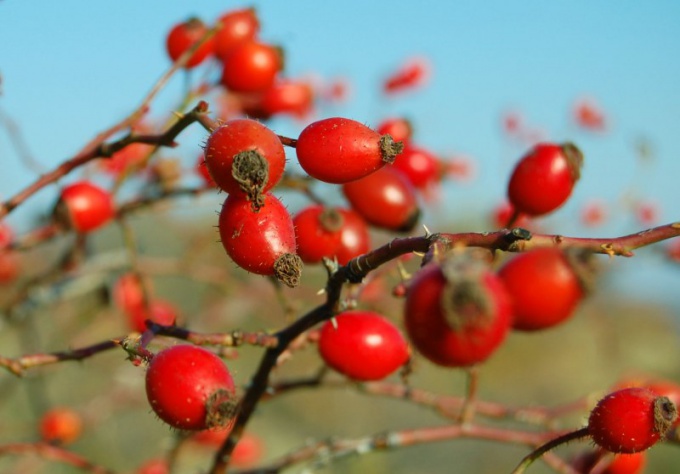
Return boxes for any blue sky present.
[1,1,679,306]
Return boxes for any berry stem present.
[277,134,298,147]
[510,427,589,474]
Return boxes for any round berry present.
[507,142,583,216]
[293,205,370,265]
[261,79,314,119]
[404,257,512,367]
[295,117,404,184]
[127,299,177,333]
[318,310,410,381]
[392,145,440,190]
[165,18,214,69]
[218,193,302,288]
[220,41,281,93]
[145,345,237,431]
[498,248,585,331]
[214,8,260,61]
[588,387,677,453]
[376,117,413,145]
[571,449,646,474]
[204,119,286,205]
[40,407,83,445]
[57,181,115,233]
[342,166,420,232]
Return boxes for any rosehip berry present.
[491,201,531,229]
[392,145,440,190]
[165,18,214,69]
[573,97,606,132]
[127,299,177,333]
[293,205,370,265]
[204,119,286,205]
[342,166,420,232]
[195,155,217,187]
[498,248,585,331]
[261,79,314,119]
[214,8,260,61]
[588,387,678,453]
[145,345,237,431]
[383,56,430,94]
[572,449,646,474]
[404,257,512,367]
[376,117,413,145]
[40,407,83,445]
[57,181,115,233]
[220,41,281,93]
[507,142,583,216]
[295,117,404,184]
[113,273,147,315]
[218,193,302,287]
[192,430,263,467]
[318,310,410,381]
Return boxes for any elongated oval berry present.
[57,181,115,233]
[218,193,302,287]
[146,345,237,431]
[588,387,677,453]
[498,247,585,331]
[318,310,410,381]
[295,117,404,184]
[342,166,420,232]
[204,119,286,206]
[507,142,583,216]
[404,257,512,367]
[220,41,281,93]
[293,205,370,265]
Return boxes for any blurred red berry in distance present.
[392,145,439,190]
[634,201,659,226]
[58,181,115,233]
[323,76,351,103]
[40,407,83,445]
[136,458,169,474]
[261,78,314,118]
[666,239,680,263]
[195,155,217,187]
[113,273,147,314]
[377,117,413,145]
[214,8,260,61]
[491,202,530,229]
[501,110,523,136]
[581,199,608,227]
[100,142,153,175]
[383,56,430,94]
[127,299,177,333]
[573,97,606,132]
[165,18,214,69]
[192,430,263,467]
[444,154,476,182]
[0,222,13,248]
[220,40,281,93]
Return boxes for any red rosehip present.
[342,166,420,232]
[376,117,413,145]
[498,248,585,331]
[145,345,237,431]
[295,117,404,184]
[113,273,147,315]
[392,145,439,190]
[507,142,583,217]
[383,56,430,94]
[318,310,410,381]
[127,299,178,333]
[218,193,302,287]
[261,79,314,118]
[58,181,115,233]
[195,155,217,187]
[581,199,608,227]
[491,202,531,229]
[588,387,677,453]
[214,8,260,61]
[293,205,370,265]
[204,119,286,205]
[220,41,281,93]
[573,97,606,132]
[572,449,646,474]
[404,257,512,367]
[165,18,214,69]
[191,430,263,467]
[40,407,83,445]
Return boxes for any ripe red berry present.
[127,299,177,333]
[491,201,531,229]
[40,407,83,445]
[392,145,440,190]
[342,166,420,232]
[165,18,214,69]
[507,142,583,217]
[145,345,237,431]
[218,193,302,287]
[113,273,147,314]
[293,205,370,265]
[383,56,430,94]
[295,117,404,184]
[404,257,512,367]
[376,117,413,145]
[191,430,263,467]
[204,119,286,205]
[261,79,314,119]
[195,155,217,187]
[220,41,281,93]
[498,248,585,331]
[57,181,115,233]
[572,449,646,474]
[588,387,677,453]
[318,310,410,381]
[214,8,260,61]
[573,97,606,132]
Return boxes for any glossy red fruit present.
[40,408,83,445]
[218,193,302,287]
[295,117,404,184]
[342,166,420,232]
[377,117,413,145]
[588,387,677,453]
[113,273,146,315]
[204,119,286,204]
[214,8,260,61]
[318,311,410,381]
[261,79,314,118]
[507,142,583,216]
[572,450,646,474]
[491,201,531,229]
[392,145,439,190]
[146,345,237,431]
[404,257,512,367]
[58,181,115,233]
[127,299,177,333]
[165,18,214,69]
[220,41,281,93]
[293,205,370,265]
[498,248,584,331]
